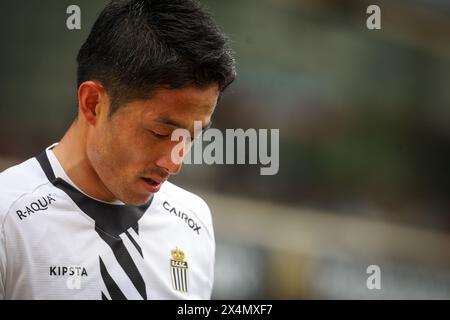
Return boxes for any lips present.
[143,176,163,184]
[141,177,164,193]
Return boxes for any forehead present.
[149,85,219,112]
[148,86,219,118]
[122,85,219,129]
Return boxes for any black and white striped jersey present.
[0,145,215,299]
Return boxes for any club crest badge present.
[170,247,189,293]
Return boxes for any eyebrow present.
[156,118,213,131]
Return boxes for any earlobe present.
[78,81,105,126]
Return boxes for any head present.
[75,0,236,205]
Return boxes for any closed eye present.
[151,131,170,139]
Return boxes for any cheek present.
[101,126,150,179]
[86,124,123,176]
[87,122,156,184]
[125,127,159,162]
[117,128,149,164]
[86,128,113,176]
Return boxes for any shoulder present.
[0,157,48,223]
[158,181,214,236]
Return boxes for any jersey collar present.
[35,150,152,237]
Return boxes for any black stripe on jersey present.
[180,268,186,292]
[172,268,179,291]
[99,257,126,300]
[177,268,183,291]
[183,269,188,292]
[126,230,143,257]
[96,227,147,300]
[36,149,57,180]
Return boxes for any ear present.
[78,81,108,126]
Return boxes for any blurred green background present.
[1,0,450,299]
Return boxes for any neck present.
[52,119,117,202]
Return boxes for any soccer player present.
[0,0,235,299]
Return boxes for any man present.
[0,0,235,299]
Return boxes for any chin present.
[120,192,153,206]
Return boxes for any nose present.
[155,140,187,175]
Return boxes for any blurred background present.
[1,0,449,299]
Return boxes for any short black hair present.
[77,0,236,113]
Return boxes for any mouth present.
[141,177,164,193]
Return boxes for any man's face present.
[86,85,219,205]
